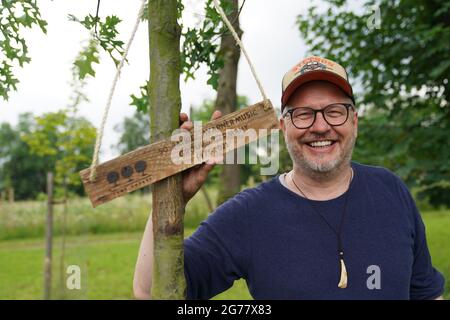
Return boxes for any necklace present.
[288,168,353,289]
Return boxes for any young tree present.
[147,0,186,299]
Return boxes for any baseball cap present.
[281,56,355,110]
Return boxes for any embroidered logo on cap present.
[299,61,326,75]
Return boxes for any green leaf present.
[0,0,47,100]
[130,81,150,114]
[69,13,126,76]
[73,40,100,80]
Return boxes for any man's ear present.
[280,116,286,134]
[353,110,358,138]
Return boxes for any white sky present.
[0,0,318,161]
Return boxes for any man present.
[133,56,445,300]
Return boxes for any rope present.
[212,0,270,108]
[89,0,147,181]
[89,0,271,181]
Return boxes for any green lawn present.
[0,230,251,300]
[0,212,448,300]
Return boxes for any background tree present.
[22,109,96,197]
[0,109,96,201]
[214,0,242,205]
[114,110,150,154]
[297,0,450,207]
[0,114,47,200]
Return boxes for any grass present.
[0,230,251,300]
[0,190,213,241]
[0,195,148,240]
[0,193,448,300]
[0,212,448,300]
[421,211,450,298]
[0,232,139,299]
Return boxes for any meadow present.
[0,192,448,300]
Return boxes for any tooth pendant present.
[338,258,348,289]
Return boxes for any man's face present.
[280,81,358,174]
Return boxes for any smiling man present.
[133,56,445,300]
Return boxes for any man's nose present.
[309,111,331,133]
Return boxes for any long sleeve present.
[184,191,251,300]
[395,177,445,299]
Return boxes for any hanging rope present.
[212,0,270,109]
[89,0,272,181]
[89,0,147,182]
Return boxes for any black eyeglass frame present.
[282,103,355,129]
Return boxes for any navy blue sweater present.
[184,162,445,299]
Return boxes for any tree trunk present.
[8,187,14,203]
[148,0,186,299]
[59,176,68,298]
[215,0,242,205]
[44,172,54,300]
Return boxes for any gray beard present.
[285,134,356,175]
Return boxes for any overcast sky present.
[1,0,319,161]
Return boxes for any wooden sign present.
[80,100,279,207]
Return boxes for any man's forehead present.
[287,81,352,105]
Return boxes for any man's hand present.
[179,110,222,204]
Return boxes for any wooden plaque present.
[80,100,279,207]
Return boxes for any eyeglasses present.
[282,103,354,129]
